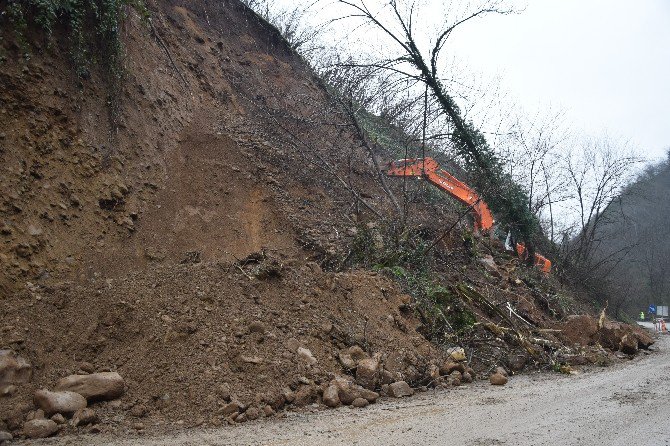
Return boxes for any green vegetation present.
[348,224,476,342]
[0,0,148,77]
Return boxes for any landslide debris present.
[0,0,657,440]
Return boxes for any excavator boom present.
[385,157,551,273]
[386,158,494,233]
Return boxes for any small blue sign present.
[649,304,657,314]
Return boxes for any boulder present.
[379,369,394,385]
[293,385,318,407]
[0,350,32,385]
[447,347,467,362]
[322,385,340,408]
[356,355,380,390]
[630,326,655,349]
[72,408,98,427]
[338,351,357,370]
[555,315,598,347]
[331,377,361,405]
[495,367,509,377]
[359,389,379,403]
[387,381,413,398]
[598,321,629,351]
[220,401,242,417]
[351,397,369,408]
[51,414,67,425]
[297,347,317,366]
[338,346,369,370]
[508,354,527,372]
[55,372,124,401]
[34,389,87,416]
[245,406,261,421]
[347,346,369,363]
[490,373,508,386]
[264,392,286,411]
[439,361,465,376]
[619,333,638,355]
[0,431,12,442]
[281,387,295,404]
[23,419,58,439]
[235,413,248,423]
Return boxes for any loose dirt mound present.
[2,255,446,432]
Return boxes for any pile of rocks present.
[4,359,125,440]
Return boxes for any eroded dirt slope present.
[0,0,441,436]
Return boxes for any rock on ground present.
[322,385,340,408]
[23,419,58,439]
[0,350,32,385]
[351,397,369,408]
[387,381,414,398]
[490,373,508,386]
[72,408,98,426]
[619,333,638,355]
[359,389,379,403]
[293,385,318,407]
[245,406,261,421]
[0,431,12,442]
[54,372,124,401]
[331,377,363,405]
[447,347,467,362]
[297,347,317,366]
[338,346,369,370]
[356,355,380,390]
[220,401,242,417]
[34,389,87,416]
[51,414,66,425]
[440,361,465,376]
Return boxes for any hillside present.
[585,154,670,317]
[0,0,655,440]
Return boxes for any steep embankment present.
[0,0,446,436]
[0,0,655,440]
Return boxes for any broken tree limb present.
[148,18,189,89]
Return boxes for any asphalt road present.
[29,332,670,446]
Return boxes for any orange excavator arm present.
[385,158,495,233]
[515,243,552,274]
[385,157,551,274]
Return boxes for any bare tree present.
[497,108,573,242]
[557,136,642,274]
[327,0,546,245]
[241,0,327,58]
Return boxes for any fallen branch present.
[148,18,189,89]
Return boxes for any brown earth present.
[0,0,654,440]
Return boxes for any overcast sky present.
[272,0,670,163]
[447,0,670,163]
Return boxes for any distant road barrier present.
[653,318,667,333]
